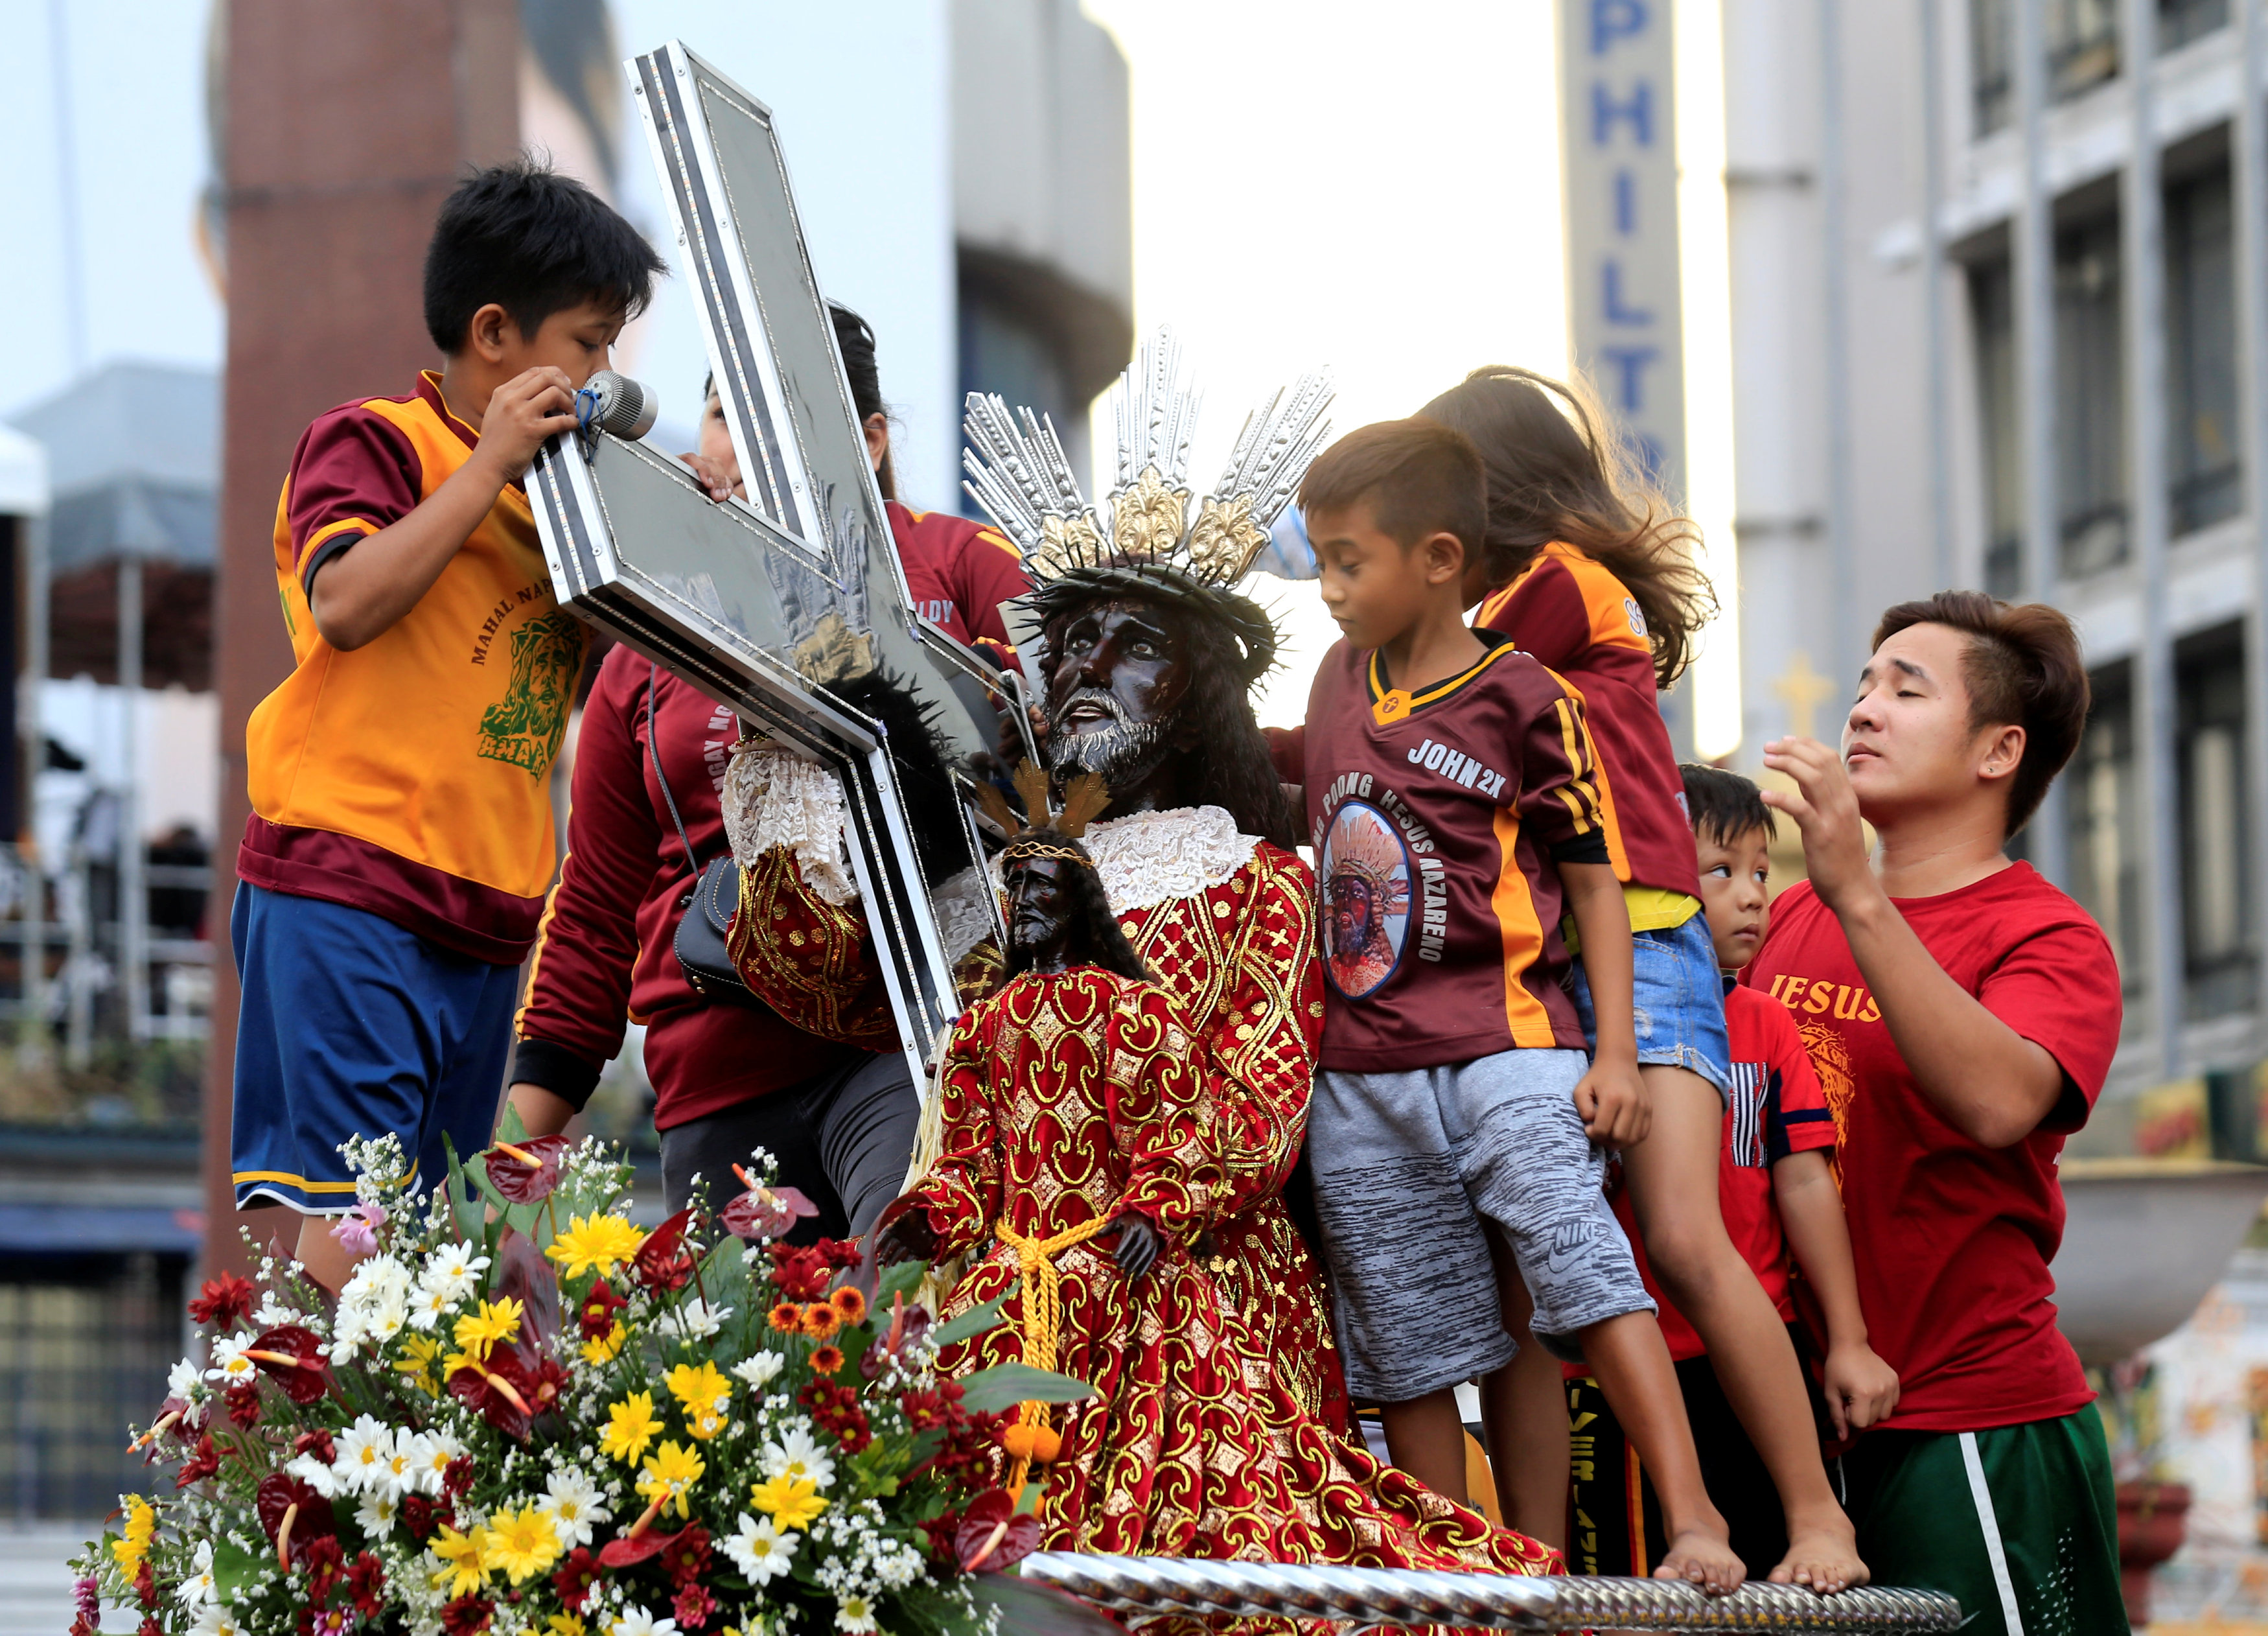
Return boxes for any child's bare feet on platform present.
[1770,1514,1868,1595]
[1656,1524,1744,1595]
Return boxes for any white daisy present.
[657,1298,732,1342]
[417,1242,489,1307]
[167,1357,202,1401]
[172,1539,218,1607]
[204,1334,257,1386]
[607,1607,680,1636]
[331,1414,395,1493]
[193,1607,246,1636]
[836,1592,880,1634]
[723,1512,799,1584]
[355,1488,400,1536]
[283,1451,341,1497]
[402,1428,464,1496]
[761,1423,837,1491]
[537,1466,610,1547]
[252,1292,299,1327]
[731,1351,785,1390]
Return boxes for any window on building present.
[2067,660,2142,992]
[2049,0,2120,99]
[2166,161,2241,537]
[1973,0,2014,135]
[1970,257,2026,597]
[2160,0,2229,53]
[2177,622,2254,1020]
[2056,209,2129,578]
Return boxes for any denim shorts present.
[1568,909,1733,1100]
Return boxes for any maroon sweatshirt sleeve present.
[286,404,422,594]
[950,523,1028,648]
[511,657,659,1107]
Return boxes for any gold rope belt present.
[993,1212,1115,1493]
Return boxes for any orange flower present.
[829,1286,866,1326]
[767,1302,802,1333]
[800,1303,841,1340]
[809,1344,844,1376]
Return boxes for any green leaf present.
[929,1286,1012,1348]
[955,1360,1093,1414]
[875,1257,927,1309]
[440,1134,484,1245]
[210,1541,261,1602]
[495,1103,530,1145]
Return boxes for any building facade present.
[1728,0,2268,1134]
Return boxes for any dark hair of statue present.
[1678,762,1778,848]
[1418,366,1716,687]
[422,156,664,354]
[1002,843,1154,984]
[1871,589,2090,839]
[1039,596,1302,852]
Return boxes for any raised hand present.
[1111,1213,1161,1285]
[473,366,581,481]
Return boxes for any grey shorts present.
[1309,1048,1655,1403]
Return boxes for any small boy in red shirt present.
[1565,764,1899,1579]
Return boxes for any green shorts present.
[1840,1404,2127,1636]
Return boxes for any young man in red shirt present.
[1750,590,2126,1633]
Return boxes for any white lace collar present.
[1082,805,1260,913]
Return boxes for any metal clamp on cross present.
[525,41,1025,1087]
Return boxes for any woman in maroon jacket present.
[506,307,1025,1235]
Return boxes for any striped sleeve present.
[1517,674,1614,865]
[951,520,1028,648]
[284,404,422,593]
[1760,997,1838,1160]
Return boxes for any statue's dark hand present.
[869,1194,938,1268]
[1111,1213,1162,1285]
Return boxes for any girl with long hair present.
[1420,368,1868,1593]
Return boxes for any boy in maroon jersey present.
[1295,419,1744,1593]
[1566,764,1898,1580]
[1750,591,2125,1633]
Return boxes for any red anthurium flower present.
[254,1472,336,1569]
[955,1488,1039,1573]
[485,1134,568,1203]
[244,1326,330,1404]
[720,1169,819,1241]
[446,1346,539,1440]
[633,1208,696,1293]
[598,1526,674,1569]
[577,1280,628,1340]
[187,1273,254,1328]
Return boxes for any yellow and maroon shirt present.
[1301,633,1614,1071]
[238,371,586,964]
[1472,543,1700,926]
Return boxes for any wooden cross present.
[1771,649,1838,742]
[525,41,1013,1081]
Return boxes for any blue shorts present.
[230,883,520,1213]
[1568,909,1733,1099]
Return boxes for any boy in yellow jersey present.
[231,161,663,1289]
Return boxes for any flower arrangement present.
[69,1121,1086,1636]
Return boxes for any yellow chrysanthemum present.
[748,1472,828,1532]
[450,1297,524,1366]
[111,1494,156,1572]
[636,1440,706,1520]
[601,1391,661,1464]
[395,1333,444,1396]
[483,1502,562,1584]
[579,1324,628,1365]
[665,1361,731,1439]
[545,1214,647,1279]
[427,1523,491,1598]
[547,1616,588,1636]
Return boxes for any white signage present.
[1560,0,1685,503]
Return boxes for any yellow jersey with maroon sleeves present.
[238,371,586,965]
[1301,631,1614,1071]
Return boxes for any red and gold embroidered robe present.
[726,824,1347,1429]
[918,966,1557,1602]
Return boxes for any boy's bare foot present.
[1656,1525,1744,1595]
[1769,1517,1868,1595]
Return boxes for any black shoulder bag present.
[646,665,761,1007]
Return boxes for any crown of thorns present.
[977,762,1112,870]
